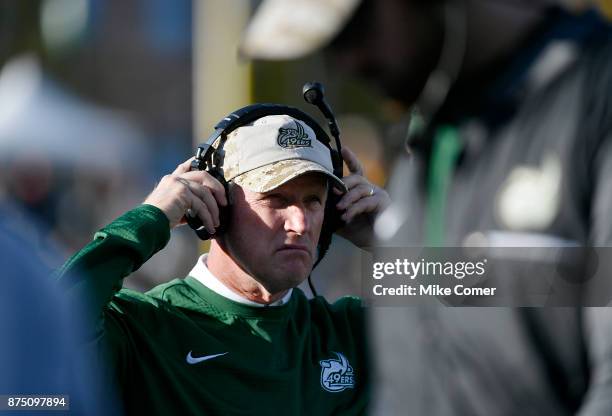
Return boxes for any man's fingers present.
[172,156,230,207]
[180,170,228,206]
[341,174,369,191]
[173,157,195,175]
[336,183,373,210]
[341,197,379,223]
[188,196,216,233]
[342,147,363,176]
[144,169,228,230]
[179,180,220,227]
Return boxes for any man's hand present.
[335,147,390,247]
[143,158,228,232]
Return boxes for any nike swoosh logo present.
[186,351,228,365]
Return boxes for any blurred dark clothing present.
[0,202,70,392]
[373,9,612,416]
[0,201,120,415]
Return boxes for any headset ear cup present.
[316,188,344,265]
[212,171,231,236]
[198,169,230,240]
[187,169,230,241]
[327,188,344,231]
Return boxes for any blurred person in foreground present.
[242,0,612,415]
[0,199,119,415]
[58,113,389,415]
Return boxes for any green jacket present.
[59,205,369,415]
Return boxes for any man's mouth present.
[278,244,311,256]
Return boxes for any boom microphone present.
[302,81,342,155]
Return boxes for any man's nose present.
[284,204,309,235]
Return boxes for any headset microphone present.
[302,82,342,171]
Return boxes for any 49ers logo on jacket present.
[319,352,355,392]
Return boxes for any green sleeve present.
[57,204,171,339]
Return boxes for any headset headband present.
[193,104,342,178]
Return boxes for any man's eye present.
[306,196,323,205]
[264,195,287,207]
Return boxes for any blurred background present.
[2,1,612,415]
[0,0,194,291]
[0,0,610,299]
[0,0,390,297]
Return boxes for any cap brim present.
[239,0,362,60]
[233,159,347,193]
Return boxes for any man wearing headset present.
[241,0,612,415]
[59,113,389,415]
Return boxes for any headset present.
[186,82,345,274]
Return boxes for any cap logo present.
[277,121,312,149]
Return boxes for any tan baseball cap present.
[221,114,346,193]
[239,0,362,60]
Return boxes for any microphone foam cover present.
[304,88,320,104]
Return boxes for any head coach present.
[58,106,389,415]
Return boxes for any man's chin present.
[270,266,311,291]
[260,274,308,297]
[258,251,312,290]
